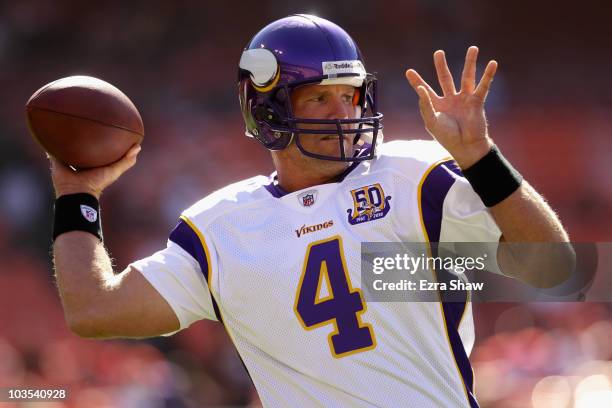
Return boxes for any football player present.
[50,14,570,407]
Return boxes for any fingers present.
[433,50,456,96]
[474,60,498,100]
[416,86,437,128]
[405,71,438,129]
[405,69,440,100]
[47,145,141,199]
[126,144,142,159]
[47,144,141,176]
[107,144,141,176]
[95,144,141,195]
[461,46,478,94]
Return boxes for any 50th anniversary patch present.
[347,183,392,225]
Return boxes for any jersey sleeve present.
[420,159,503,274]
[129,217,220,336]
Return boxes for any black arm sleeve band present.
[53,193,103,242]
[461,145,523,207]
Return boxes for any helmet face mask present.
[238,14,384,162]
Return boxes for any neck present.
[271,149,353,193]
[276,171,342,193]
[275,160,352,193]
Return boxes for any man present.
[50,14,569,407]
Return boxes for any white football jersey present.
[131,140,502,408]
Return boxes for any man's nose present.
[325,96,351,120]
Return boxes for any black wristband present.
[462,145,523,207]
[53,193,103,241]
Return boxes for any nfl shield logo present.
[80,205,98,223]
[298,190,317,207]
[302,194,315,207]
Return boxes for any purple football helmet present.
[238,14,383,162]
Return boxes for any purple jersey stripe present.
[169,220,222,322]
[440,302,479,408]
[169,220,210,281]
[420,160,478,408]
[264,180,287,198]
[421,160,462,242]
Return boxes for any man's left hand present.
[405,46,497,169]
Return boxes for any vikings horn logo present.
[346,183,391,225]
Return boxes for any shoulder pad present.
[181,175,270,225]
[374,140,454,182]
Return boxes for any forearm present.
[490,181,568,242]
[491,181,574,287]
[53,231,120,334]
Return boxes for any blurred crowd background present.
[0,1,610,407]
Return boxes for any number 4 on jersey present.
[294,236,376,357]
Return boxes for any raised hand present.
[405,46,497,169]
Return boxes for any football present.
[25,76,144,169]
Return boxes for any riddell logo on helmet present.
[322,60,365,76]
[295,220,334,238]
[325,62,354,70]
